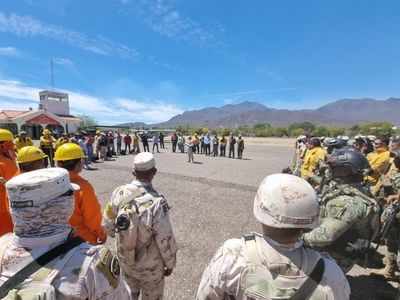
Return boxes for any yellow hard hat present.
[43,129,51,135]
[54,143,85,161]
[96,130,101,134]
[16,146,47,163]
[0,129,13,142]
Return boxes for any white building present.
[0,90,81,138]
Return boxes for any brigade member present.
[303,149,379,273]
[102,152,177,300]
[228,133,236,158]
[300,137,325,180]
[0,168,130,299]
[133,132,141,153]
[54,143,106,245]
[0,129,18,236]
[16,146,46,173]
[40,129,57,167]
[237,134,244,159]
[56,132,71,149]
[13,131,33,152]
[197,173,349,300]
[370,149,400,281]
[366,137,391,188]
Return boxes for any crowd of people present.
[2,126,400,299]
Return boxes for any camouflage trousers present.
[124,273,165,300]
[385,220,400,262]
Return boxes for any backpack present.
[237,234,326,300]
[0,239,79,300]
[114,185,160,267]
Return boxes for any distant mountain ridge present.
[117,98,400,128]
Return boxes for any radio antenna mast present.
[50,58,54,90]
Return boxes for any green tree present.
[329,126,346,137]
[360,122,394,137]
[272,126,289,137]
[288,121,315,133]
[78,115,97,128]
[313,125,329,137]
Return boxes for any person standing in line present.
[54,143,107,245]
[200,135,205,154]
[124,133,132,154]
[204,133,211,156]
[40,129,57,167]
[178,133,185,153]
[0,128,18,236]
[141,132,150,152]
[102,153,177,300]
[228,133,236,158]
[152,134,160,153]
[171,132,178,153]
[220,135,227,157]
[16,146,46,174]
[237,134,245,159]
[193,134,200,153]
[212,135,219,156]
[0,168,130,299]
[185,136,195,163]
[133,132,141,153]
[159,132,165,149]
[116,132,122,155]
[197,173,349,300]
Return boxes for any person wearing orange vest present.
[54,143,106,244]
[0,129,18,235]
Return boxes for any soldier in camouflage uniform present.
[370,149,400,280]
[303,149,380,273]
[102,152,177,300]
[197,173,349,300]
[0,168,130,299]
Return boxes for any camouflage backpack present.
[113,185,160,267]
[237,234,327,300]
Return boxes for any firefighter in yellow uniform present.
[366,137,390,188]
[300,137,325,180]
[56,133,71,150]
[13,131,33,152]
[40,129,57,167]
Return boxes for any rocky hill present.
[118,98,400,127]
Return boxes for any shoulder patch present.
[95,248,120,288]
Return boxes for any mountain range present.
[118,98,400,128]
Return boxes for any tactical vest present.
[320,183,379,258]
[236,234,328,300]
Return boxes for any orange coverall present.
[68,171,106,244]
[0,155,18,235]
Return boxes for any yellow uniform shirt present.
[300,147,325,179]
[366,148,390,184]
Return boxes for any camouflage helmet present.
[327,149,370,176]
[253,174,319,229]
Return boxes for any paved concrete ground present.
[81,139,398,300]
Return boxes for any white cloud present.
[0,12,138,59]
[0,79,183,124]
[120,0,225,48]
[0,47,21,57]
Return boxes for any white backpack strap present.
[243,234,262,265]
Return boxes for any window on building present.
[0,123,18,135]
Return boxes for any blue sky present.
[1,0,400,124]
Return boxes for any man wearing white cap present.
[197,173,349,300]
[102,152,177,300]
[0,168,130,299]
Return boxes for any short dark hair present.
[58,158,81,171]
[376,137,390,146]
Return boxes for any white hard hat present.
[6,168,79,208]
[133,152,155,171]
[341,136,349,141]
[253,174,319,229]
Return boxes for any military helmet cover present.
[133,152,155,171]
[6,167,79,208]
[253,173,319,229]
[16,146,47,163]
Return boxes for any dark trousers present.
[229,147,235,158]
[238,148,243,159]
[153,143,159,153]
[125,143,131,153]
[143,142,149,152]
[212,144,218,156]
[160,140,165,149]
[41,146,55,167]
[205,144,211,156]
[172,141,177,152]
[220,145,226,156]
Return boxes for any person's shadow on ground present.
[347,274,398,300]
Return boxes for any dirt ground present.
[46,137,400,299]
